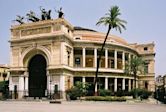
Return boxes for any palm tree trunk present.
[134,75,136,89]
[134,72,137,99]
[94,26,111,96]
[134,71,137,89]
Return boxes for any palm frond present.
[96,5,127,34]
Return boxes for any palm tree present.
[95,6,127,95]
[125,56,145,90]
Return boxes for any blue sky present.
[0,0,166,76]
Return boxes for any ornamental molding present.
[21,26,51,37]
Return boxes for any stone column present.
[9,76,14,91]
[122,52,125,70]
[122,78,125,90]
[83,47,86,67]
[19,76,24,98]
[82,76,86,87]
[60,42,64,65]
[25,76,28,96]
[136,80,138,88]
[105,49,108,68]
[114,50,117,69]
[128,54,131,66]
[105,77,108,90]
[127,54,131,73]
[47,75,51,92]
[94,48,97,68]
[60,75,65,99]
[82,76,86,83]
[114,78,117,92]
[128,79,131,91]
[133,79,135,89]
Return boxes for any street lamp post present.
[2,71,7,82]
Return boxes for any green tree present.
[125,56,145,89]
[95,6,127,95]
[125,56,145,98]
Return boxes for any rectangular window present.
[111,59,114,68]
[75,57,81,67]
[100,58,105,68]
[86,57,93,67]
[117,52,122,69]
[108,50,114,68]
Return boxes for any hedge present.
[85,96,126,102]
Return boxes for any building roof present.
[0,64,9,68]
[73,27,129,46]
[74,26,97,32]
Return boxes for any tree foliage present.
[66,81,90,100]
[96,6,127,33]
[125,56,145,76]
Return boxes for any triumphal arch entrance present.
[9,18,74,99]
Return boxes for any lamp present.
[3,70,7,81]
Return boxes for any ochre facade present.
[9,18,155,99]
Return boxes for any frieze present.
[73,71,126,77]
[21,26,51,36]
[12,77,19,83]
[53,23,61,31]
[12,30,20,37]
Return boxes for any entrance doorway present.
[28,54,47,97]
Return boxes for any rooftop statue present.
[14,15,24,24]
[26,10,40,22]
[14,6,64,24]
[40,6,51,20]
[56,7,64,18]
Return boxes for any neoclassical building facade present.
[9,18,155,99]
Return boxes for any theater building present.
[9,18,155,99]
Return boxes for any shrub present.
[66,81,90,100]
[130,88,152,99]
[85,96,126,102]
[140,90,152,99]
[66,87,78,100]
[98,89,112,96]
[114,90,131,97]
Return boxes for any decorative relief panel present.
[53,23,61,31]
[21,26,51,36]
[21,47,29,54]
[12,77,19,83]
[42,45,51,52]
[12,30,20,37]
[52,76,60,83]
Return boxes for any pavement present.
[0,100,165,112]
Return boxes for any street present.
[0,101,165,112]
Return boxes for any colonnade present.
[81,47,131,69]
[77,76,138,92]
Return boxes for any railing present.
[5,90,62,100]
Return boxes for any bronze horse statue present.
[26,11,40,22]
[14,15,24,24]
